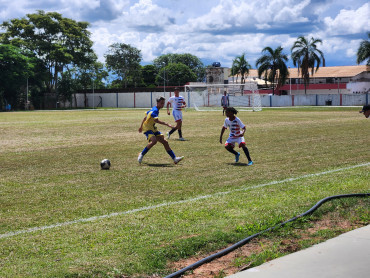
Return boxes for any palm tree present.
[357,32,370,65]
[255,46,289,95]
[232,53,251,84]
[229,61,239,83]
[291,36,325,94]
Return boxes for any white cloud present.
[121,0,175,31]
[323,3,370,35]
[185,0,311,33]
[1,0,369,67]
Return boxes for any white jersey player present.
[220,107,253,165]
[166,87,186,141]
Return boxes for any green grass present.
[0,107,369,277]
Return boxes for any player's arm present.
[166,101,171,115]
[238,126,246,137]
[219,126,227,144]
[154,118,173,128]
[138,116,147,133]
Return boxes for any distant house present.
[243,65,369,95]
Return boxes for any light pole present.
[26,78,29,109]
[92,79,95,109]
[163,64,166,94]
[289,67,291,95]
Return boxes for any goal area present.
[185,83,262,112]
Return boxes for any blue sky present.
[1,0,369,67]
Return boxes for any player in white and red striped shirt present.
[166,87,187,141]
[219,107,253,165]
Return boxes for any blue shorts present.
[144,130,163,141]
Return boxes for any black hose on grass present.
[164,193,370,278]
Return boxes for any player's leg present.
[168,110,183,139]
[225,143,240,162]
[168,120,180,138]
[138,133,157,163]
[157,136,184,164]
[241,144,253,165]
[177,111,184,140]
[157,135,171,151]
[177,121,184,140]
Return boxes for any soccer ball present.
[100,159,111,170]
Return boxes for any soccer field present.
[0,107,369,277]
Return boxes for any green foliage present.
[235,217,284,234]
[256,46,289,94]
[141,64,158,87]
[153,53,205,82]
[0,10,96,106]
[356,206,370,223]
[231,53,251,84]
[156,63,197,86]
[0,44,37,109]
[57,71,79,105]
[291,36,325,94]
[105,43,142,88]
[356,32,370,65]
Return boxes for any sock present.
[167,150,176,159]
[169,128,176,135]
[141,147,149,156]
[178,129,183,138]
[226,148,238,155]
[242,146,252,161]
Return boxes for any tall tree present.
[0,44,38,109]
[141,64,157,87]
[155,63,197,87]
[256,46,289,95]
[229,62,240,83]
[357,32,370,65]
[105,43,142,88]
[291,36,325,94]
[232,53,251,84]
[153,53,205,82]
[0,10,95,96]
[60,59,108,107]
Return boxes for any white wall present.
[63,91,368,109]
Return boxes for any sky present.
[1,0,369,68]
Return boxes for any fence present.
[61,90,369,109]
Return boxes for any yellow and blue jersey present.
[142,106,159,132]
[142,106,163,140]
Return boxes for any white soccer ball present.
[100,159,111,170]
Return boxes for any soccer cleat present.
[235,152,240,163]
[173,156,184,164]
[179,137,185,141]
[138,153,143,164]
[248,161,254,166]
[167,132,171,139]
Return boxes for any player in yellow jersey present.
[138,97,184,164]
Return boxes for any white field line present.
[1,162,369,240]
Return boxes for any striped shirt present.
[223,116,245,138]
[167,96,185,110]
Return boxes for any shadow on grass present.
[144,163,174,167]
[226,162,250,166]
